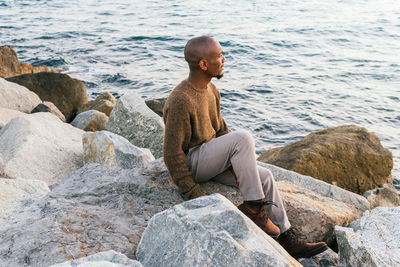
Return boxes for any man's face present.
[204,41,226,79]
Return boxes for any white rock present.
[0,178,50,222]
[137,193,301,267]
[83,131,155,169]
[71,109,108,131]
[106,92,164,158]
[0,112,84,185]
[0,106,24,125]
[49,250,142,267]
[258,161,370,213]
[0,78,41,113]
[335,206,400,267]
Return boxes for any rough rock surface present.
[7,72,88,122]
[145,98,166,117]
[83,131,155,169]
[0,178,50,222]
[71,110,108,131]
[0,45,60,78]
[258,161,370,213]
[137,194,301,267]
[0,122,4,130]
[31,101,66,122]
[0,78,42,113]
[0,107,24,125]
[0,163,182,266]
[0,112,84,185]
[335,207,400,267]
[49,250,142,267]
[363,183,400,208]
[298,248,338,267]
[78,91,116,116]
[106,92,164,158]
[258,125,393,194]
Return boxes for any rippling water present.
[1,0,399,189]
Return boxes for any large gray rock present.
[0,78,42,113]
[83,131,155,169]
[0,106,24,125]
[49,250,142,267]
[7,72,88,122]
[106,92,164,158]
[0,163,183,266]
[0,112,84,185]
[137,194,301,267]
[298,248,338,267]
[259,161,371,213]
[0,178,50,222]
[71,110,108,131]
[335,207,400,267]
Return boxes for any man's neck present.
[188,72,211,90]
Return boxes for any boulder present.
[0,78,42,113]
[31,101,66,122]
[0,112,84,185]
[83,131,155,169]
[0,45,60,78]
[0,122,3,130]
[258,125,393,194]
[0,178,50,222]
[71,110,108,131]
[136,194,301,267]
[78,91,116,116]
[106,92,164,158]
[363,183,400,208]
[258,161,370,213]
[0,163,182,266]
[145,98,166,117]
[49,250,142,267]
[298,248,338,267]
[0,107,24,125]
[335,206,400,267]
[6,72,88,122]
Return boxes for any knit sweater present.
[163,79,229,199]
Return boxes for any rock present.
[145,98,166,117]
[71,110,108,131]
[298,248,338,267]
[0,45,21,78]
[106,92,164,158]
[258,125,393,195]
[78,92,117,116]
[258,161,371,214]
[201,179,359,246]
[83,131,155,169]
[277,181,359,245]
[49,250,142,267]
[0,163,183,266]
[0,122,4,130]
[363,183,400,208]
[31,101,66,122]
[0,78,42,113]
[0,178,50,222]
[0,112,84,185]
[0,45,60,78]
[6,72,88,122]
[0,107,24,125]
[137,193,301,267]
[335,206,400,267]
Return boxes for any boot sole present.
[293,244,328,259]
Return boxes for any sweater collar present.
[186,79,211,93]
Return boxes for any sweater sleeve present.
[163,99,204,199]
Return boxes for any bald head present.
[184,36,218,69]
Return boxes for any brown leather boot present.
[237,200,280,237]
[278,228,328,259]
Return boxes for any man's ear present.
[199,59,208,71]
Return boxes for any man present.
[163,36,327,259]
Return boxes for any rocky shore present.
[1,46,399,266]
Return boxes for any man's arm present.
[163,101,205,199]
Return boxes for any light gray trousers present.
[187,130,291,232]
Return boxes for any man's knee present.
[231,129,254,146]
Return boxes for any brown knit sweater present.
[163,79,229,199]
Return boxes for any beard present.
[216,73,224,79]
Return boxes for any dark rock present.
[31,101,66,122]
[145,98,166,117]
